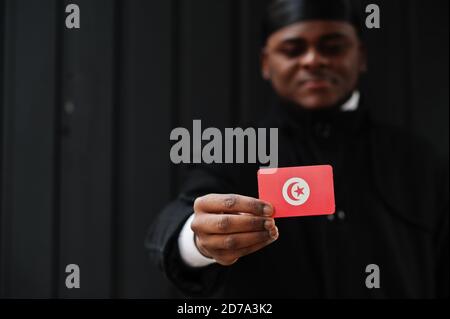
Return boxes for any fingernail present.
[269,226,279,239]
[263,204,273,216]
[264,219,275,230]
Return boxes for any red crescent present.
[286,181,299,201]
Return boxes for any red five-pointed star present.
[294,185,304,197]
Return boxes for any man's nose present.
[299,48,327,69]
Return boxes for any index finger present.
[194,194,274,217]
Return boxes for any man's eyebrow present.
[278,32,350,45]
[279,37,305,45]
[319,33,350,42]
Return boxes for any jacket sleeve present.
[145,166,240,297]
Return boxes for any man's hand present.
[191,194,278,266]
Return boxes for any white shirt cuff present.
[178,214,217,268]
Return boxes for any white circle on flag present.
[282,177,310,206]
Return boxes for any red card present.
[257,165,335,218]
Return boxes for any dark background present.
[0,0,448,298]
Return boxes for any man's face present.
[262,20,366,110]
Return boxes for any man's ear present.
[261,48,271,80]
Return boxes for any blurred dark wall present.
[0,0,448,298]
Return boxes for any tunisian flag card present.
[257,165,335,218]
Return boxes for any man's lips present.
[300,78,333,90]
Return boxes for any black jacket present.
[146,99,449,298]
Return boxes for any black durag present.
[262,0,363,44]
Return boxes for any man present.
[146,0,448,298]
